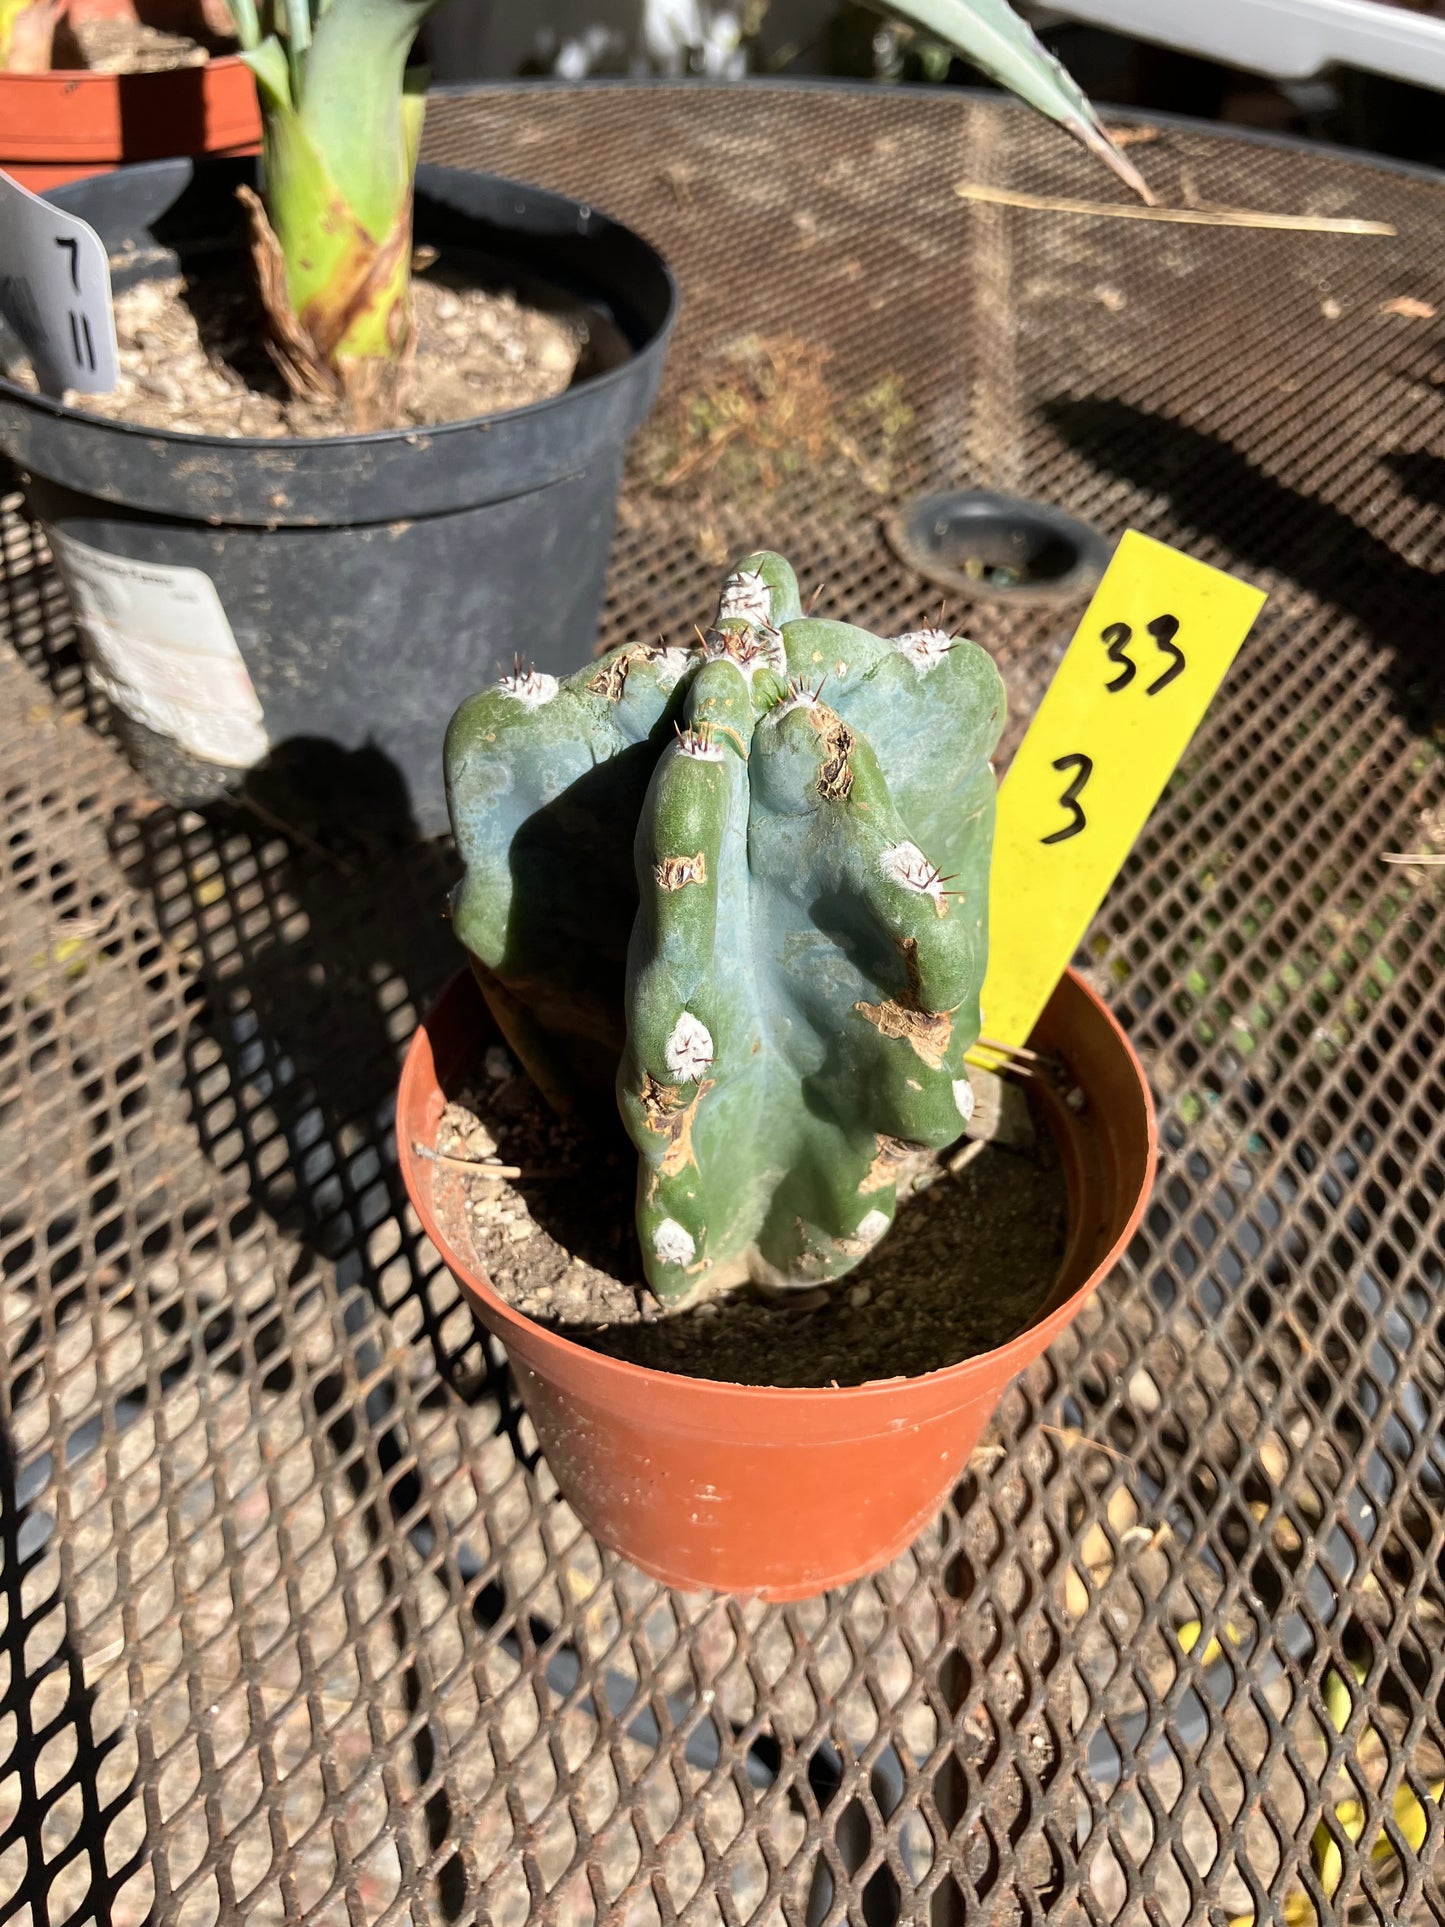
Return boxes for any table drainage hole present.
[885,490,1111,603]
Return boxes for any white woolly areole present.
[856,1208,891,1245]
[665,1011,714,1080]
[775,686,818,720]
[652,646,696,688]
[718,568,771,626]
[702,620,786,677]
[755,621,787,672]
[677,731,725,762]
[653,1218,696,1266]
[892,627,953,673]
[953,1078,976,1122]
[880,841,942,900]
[498,667,558,708]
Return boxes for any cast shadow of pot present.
[108,735,460,1271]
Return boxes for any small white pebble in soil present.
[507,1219,536,1243]
[536,334,576,373]
[1128,1367,1162,1415]
[484,1046,514,1080]
[848,1283,872,1309]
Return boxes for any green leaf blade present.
[884,0,1155,202]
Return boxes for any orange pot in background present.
[398,967,1157,1601]
[1,0,259,192]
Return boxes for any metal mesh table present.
[2,81,1443,1927]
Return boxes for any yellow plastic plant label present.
[978,530,1267,1054]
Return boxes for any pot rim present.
[397,966,1157,1407]
[0,50,253,83]
[0,158,680,453]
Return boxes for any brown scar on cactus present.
[640,1072,714,1177]
[589,640,698,699]
[703,721,752,760]
[810,706,855,802]
[854,997,954,1069]
[586,648,642,700]
[853,936,955,1069]
[656,851,708,891]
[860,1134,914,1193]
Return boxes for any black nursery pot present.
[0,157,677,835]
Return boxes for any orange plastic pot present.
[2,0,259,192]
[398,967,1156,1600]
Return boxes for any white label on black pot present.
[50,534,269,769]
[0,170,118,397]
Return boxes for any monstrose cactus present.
[446,554,1006,1305]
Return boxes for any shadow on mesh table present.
[0,1419,148,1919]
[1044,397,1445,739]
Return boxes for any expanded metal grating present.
[2,80,1444,1926]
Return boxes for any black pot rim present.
[0,157,680,454]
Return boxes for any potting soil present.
[63,14,223,71]
[7,263,585,438]
[427,1049,1069,1388]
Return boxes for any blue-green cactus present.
[445,553,1005,1302]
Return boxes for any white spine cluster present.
[880,840,942,903]
[774,685,819,720]
[498,666,558,708]
[953,1078,975,1122]
[665,1011,714,1080]
[891,627,953,673]
[652,646,696,688]
[718,568,771,626]
[755,621,787,673]
[856,1209,891,1246]
[677,730,725,762]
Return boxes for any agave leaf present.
[239,33,294,111]
[282,0,311,91]
[223,0,260,52]
[299,0,440,242]
[882,0,1155,203]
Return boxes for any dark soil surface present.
[423,1046,1070,1389]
